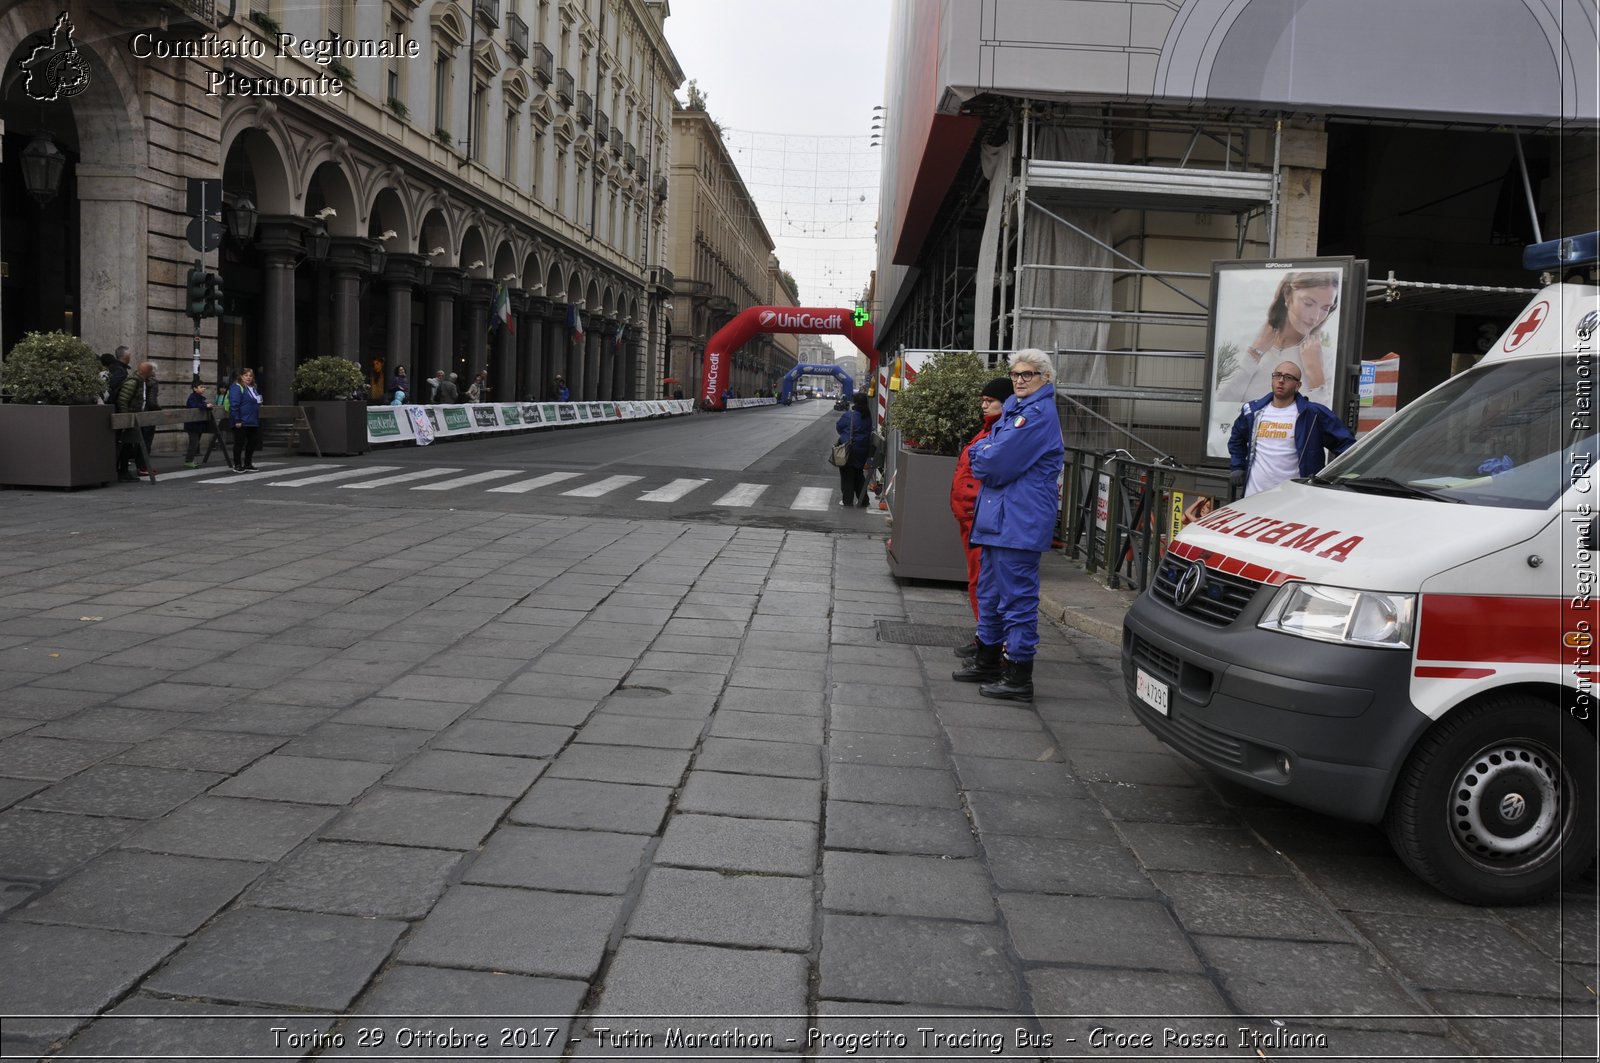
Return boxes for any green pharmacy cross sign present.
[852,306,870,327]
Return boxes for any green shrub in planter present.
[0,331,103,404]
[885,350,999,456]
[292,356,366,400]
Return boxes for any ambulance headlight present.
[1259,583,1415,648]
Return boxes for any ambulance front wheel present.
[1385,694,1596,906]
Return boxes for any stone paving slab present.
[143,907,406,1010]
[344,965,588,1058]
[49,995,328,1063]
[248,841,462,919]
[399,884,621,980]
[465,824,649,894]
[214,754,387,805]
[656,813,818,876]
[322,787,511,850]
[822,851,994,922]
[824,799,979,857]
[1000,893,1204,971]
[123,796,335,863]
[386,749,546,797]
[628,866,813,950]
[819,913,1019,1009]
[0,808,142,880]
[12,849,263,935]
[20,763,222,819]
[676,770,823,822]
[509,777,673,834]
[0,922,181,1048]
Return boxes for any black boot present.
[980,657,1034,701]
[953,641,1002,683]
[954,637,981,660]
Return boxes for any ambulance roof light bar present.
[1523,231,1599,272]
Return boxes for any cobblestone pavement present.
[0,492,1593,1061]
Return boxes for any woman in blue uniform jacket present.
[953,349,1065,701]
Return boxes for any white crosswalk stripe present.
[411,469,523,491]
[638,477,709,502]
[198,463,341,484]
[156,461,283,481]
[790,486,834,511]
[270,466,401,487]
[341,467,462,489]
[713,483,768,507]
[562,474,642,497]
[487,471,582,494]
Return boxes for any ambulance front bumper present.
[1121,593,1428,824]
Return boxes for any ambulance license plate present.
[1135,668,1169,716]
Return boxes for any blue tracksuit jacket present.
[969,383,1066,553]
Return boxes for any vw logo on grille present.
[1499,793,1528,822]
[1173,561,1207,609]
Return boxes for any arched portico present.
[701,307,876,411]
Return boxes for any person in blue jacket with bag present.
[228,367,262,472]
[834,391,873,507]
[954,349,1065,701]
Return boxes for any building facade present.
[664,105,797,401]
[0,0,682,406]
[875,0,1599,463]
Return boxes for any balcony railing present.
[531,43,554,85]
[595,110,610,143]
[506,12,529,59]
[555,68,574,104]
[473,0,499,29]
[624,143,636,170]
[609,128,623,154]
[655,175,669,202]
[576,90,593,126]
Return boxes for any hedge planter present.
[885,445,967,582]
[298,401,369,456]
[0,404,115,488]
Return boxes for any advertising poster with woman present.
[1201,257,1365,460]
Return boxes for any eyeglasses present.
[1009,371,1039,382]
[1270,372,1301,382]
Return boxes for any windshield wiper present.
[1336,475,1462,503]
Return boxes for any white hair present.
[1009,348,1053,382]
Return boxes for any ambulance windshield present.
[1317,356,1595,510]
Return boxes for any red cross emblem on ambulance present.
[1503,300,1548,352]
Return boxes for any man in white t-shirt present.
[1227,361,1355,498]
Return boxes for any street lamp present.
[303,223,331,263]
[20,132,66,204]
[222,196,259,244]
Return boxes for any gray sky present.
[662,0,891,360]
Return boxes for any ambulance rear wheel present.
[1385,695,1596,906]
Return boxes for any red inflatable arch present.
[700,306,878,410]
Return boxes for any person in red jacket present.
[950,376,1013,659]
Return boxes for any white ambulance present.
[1122,268,1599,905]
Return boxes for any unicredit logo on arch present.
[759,310,843,331]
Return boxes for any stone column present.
[75,168,149,359]
[465,280,495,397]
[584,327,602,401]
[253,217,313,405]
[525,297,551,399]
[383,255,427,401]
[568,319,586,400]
[326,238,374,363]
[597,319,616,400]
[426,268,466,386]
[623,326,642,400]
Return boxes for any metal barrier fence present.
[1059,447,1232,592]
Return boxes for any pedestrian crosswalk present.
[161,460,883,514]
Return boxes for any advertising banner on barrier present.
[367,399,695,445]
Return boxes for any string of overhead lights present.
[712,125,881,310]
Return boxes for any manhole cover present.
[876,621,973,646]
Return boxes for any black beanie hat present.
[981,377,1014,402]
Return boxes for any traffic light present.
[185,261,206,319]
[202,271,224,318]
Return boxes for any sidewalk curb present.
[1040,591,1126,645]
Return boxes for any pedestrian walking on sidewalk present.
[952,349,1065,702]
[834,391,873,507]
[951,376,1013,659]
